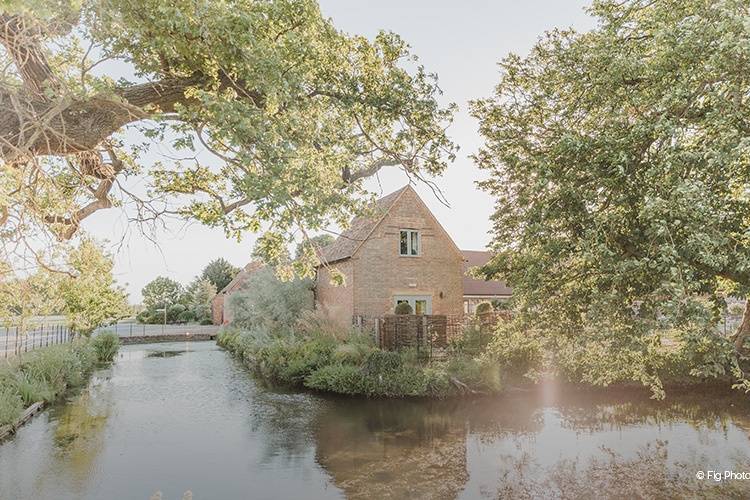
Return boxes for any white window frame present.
[394,295,432,314]
[399,229,421,256]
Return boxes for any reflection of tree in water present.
[245,385,328,465]
[246,379,750,499]
[550,389,750,434]
[51,378,111,492]
[313,398,469,499]
[496,440,750,500]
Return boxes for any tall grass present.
[217,325,502,398]
[0,336,120,426]
[92,331,120,362]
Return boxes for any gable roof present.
[218,261,264,295]
[462,250,513,297]
[319,186,408,264]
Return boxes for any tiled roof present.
[319,186,407,264]
[219,261,264,295]
[462,250,513,297]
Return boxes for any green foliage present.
[0,239,128,335]
[14,372,55,406]
[184,278,217,323]
[0,385,23,426]
[58,239,129,336]
[166,304,187,322]
[92,331,120,362]
[486,321,545,380]
[363,350,403,374]
[394,302,413,315]
[332,343,373,365]
[295,234,335,260]
[141,277,184,311]
[218,323,502,398]
[475,302,493,315]
[491,299,511,311]
[200,259,240,292]
[473,0,750,395]
[0,336,119,425]
[3,0,457,288]
[449,322,492,357]
[228,267,313,333]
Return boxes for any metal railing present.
[92,322,220,338]
[1,324,74,359]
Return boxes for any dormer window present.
[399,230,420,256]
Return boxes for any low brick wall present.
[119,333,217,345]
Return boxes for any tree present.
[141,276,183,312]
[0,0,456,278]
[200,258,240,292]
[228,267,313,334]
[472,0,750,394]
[185,277,217,322]
[295,234,335,260]
[57,239,129,335]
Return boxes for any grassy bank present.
[0,332,120,426]
[217,327,501,398]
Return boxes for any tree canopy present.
[473,0,750,395]
[0,238,128,333]
[141,276,183,311]
[0,0,455,279]
[200,258,240,292]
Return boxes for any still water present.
[1,341,750,499]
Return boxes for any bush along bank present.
[217,325,502,398]
[0,331,120,429]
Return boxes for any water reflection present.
[1,342,749,500]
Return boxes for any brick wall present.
[211,294,224,325]
[316,260,354,327]
[351,188,464,317]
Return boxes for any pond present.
[1,341,749,499]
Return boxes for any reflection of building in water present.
[313,400,469,499]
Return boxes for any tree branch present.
[0,14,57,94]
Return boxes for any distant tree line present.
[137,258,240,325]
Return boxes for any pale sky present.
[82,1,595,303]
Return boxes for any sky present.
[83,1,596,304]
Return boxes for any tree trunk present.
[733,299,750,352]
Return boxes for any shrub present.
[450,322,491,355]
[488,322,544,380]
[0,336,118,426]
[363,350,403,374]
[228,267,313,332]
[394,302,413,315]
[445,356,502,392]
[256,337,336,384]
[475,302,493,315]
[200,318,214,325]
[219,324,504,398]
[305,364,368,395]
[92,331,120,362]
[14,372,54,406]
[0,385,23,426]
[296,309,351,342]
[332,343,373,365]
[167,304,187,322]
[177,310,195,324]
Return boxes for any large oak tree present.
[0,0,455,276]
[473,0,750,394]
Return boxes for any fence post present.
[375,318,381,349]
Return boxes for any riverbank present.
[217,328,502,398]
[0,332,120,439]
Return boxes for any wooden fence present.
[353,311,511,352]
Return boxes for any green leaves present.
[474,0,750,395]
